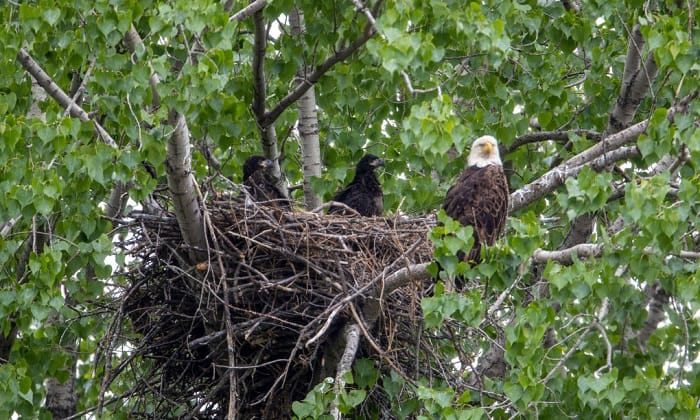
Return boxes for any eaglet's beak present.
[372,158,385,167]
[259,159,274,169]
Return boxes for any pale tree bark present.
[28,71,47,120]
[19,27,208,414]
[18,49,130,218]
[227,0,267,21]
[123,26,161,110]
[509,120,649,212]
[17,48,117,147]
[95,27,208,417]
[532,243,604,264]
[45,370,77,419]
[290,7,323,209]
[165,110,208,263]
[329,262,431,419]
[515,23,658,251]
[122,25,207,264]
[284,0,440,407]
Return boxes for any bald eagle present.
[329,154,385,216]
[242,155,291,208]
[442,135,509,264]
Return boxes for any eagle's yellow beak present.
[483,142,493,155]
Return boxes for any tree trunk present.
[165,110,208,263]
[253,8,289,199]
[44,326,77,419]
[290,7,322,210]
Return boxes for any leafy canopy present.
[1,0,700,418]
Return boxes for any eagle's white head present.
[467,135,502,168]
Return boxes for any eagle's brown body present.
[329,154,385,217]
[243,156,291,208]
[443,136,509,264]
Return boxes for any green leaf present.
[18,376,33,403]
[354,359,379,389]
[42,8,61,25]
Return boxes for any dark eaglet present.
[329,154,385,217]
[442,135,509,265]
[242,155,291,208]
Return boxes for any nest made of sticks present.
[110,191,439,418]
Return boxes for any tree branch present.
[532,243,604,265]
[105,182,129,219]
[120,27,207,262]
[331,324,361,420]
[607,25,658,135]
[556,23,658,281]
[378,262,432,296]
[259,21,378,128]
[0,218,18,239]
[505,130,602,155]
[532,242,700,266]
[229,0,268,22]
[636,282,669,352]
[251,9,267,120]
[250,8,286,195]
[509,120,648,213]
[18,47,130,223]
[542,298,611,383]
[331,261,428,417]
[16,48,117,148]
[63,56,95,117]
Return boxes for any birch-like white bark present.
[17,48,117,148]
[229,0,267,22]
[509,119,648,213]
[290,8,322,209]
[532,243,604,264]
[165,112,208,262]
[562,24,658,248]
[331,324,361,420]
[120,27,207,262]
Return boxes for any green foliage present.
[1,0,700,417]
[291,374,367,419]
[429,210,475,278]
[558,166,613,220]
[422,288,485,329]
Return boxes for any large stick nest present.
[112,191,438,418]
